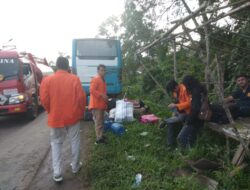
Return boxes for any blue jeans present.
[177,120,204,148]
[165,110,204,148]
[165,113,186,146]
[177,124,195,148]
[239,106,250,117]
[235,101,250,117]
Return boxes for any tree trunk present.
[173,38,177,81]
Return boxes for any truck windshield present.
[0,58,19,81]
[76,40,117,59]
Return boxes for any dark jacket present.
[186,84,207,125]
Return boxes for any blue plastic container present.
[111,123,125,136]
[104,120,113,131]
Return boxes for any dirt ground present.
[28,121,93,190]
[0,112,50,190]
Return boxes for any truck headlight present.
[9,94,25,104]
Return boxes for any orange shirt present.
[89,75,107,110]
[40,70,86,128]
[173,84,191,114]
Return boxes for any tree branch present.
[136,2,207,55]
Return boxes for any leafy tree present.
[97,15,120,39]
[121,0,157,83]
[97,0,250,99]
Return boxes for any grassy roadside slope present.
[82,119,250,190]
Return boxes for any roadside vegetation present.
[82,111,250,189]
[80,83,250,190]
[82,0,250,189]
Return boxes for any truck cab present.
[0,51,41,119]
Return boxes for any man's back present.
[40,70,86,127]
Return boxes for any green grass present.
[81,120,250,190]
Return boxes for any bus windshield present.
[76,40,117,59]
[0,58,19,81]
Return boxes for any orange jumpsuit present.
[88,75,107,140]
[40,70,86,127]
[89,75,107,110]
[173,84,191,114]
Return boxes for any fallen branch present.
[136,1,250,55]
[136,55,168,96]
[136,2,207,55]
[174,1,250,40]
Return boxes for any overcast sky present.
[0,0,124,62]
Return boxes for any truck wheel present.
[26,96,38,120]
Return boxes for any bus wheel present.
[26,96,38,120]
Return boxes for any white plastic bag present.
[109,108,116,119]
[115,100,134,122]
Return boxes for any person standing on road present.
[89,64,108,144]
[40,56,86,182]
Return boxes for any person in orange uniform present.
[40,56,86,182]
[89,64,108,144]
[159,80,191,148]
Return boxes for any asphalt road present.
[0,111,92,190]
[28,121,92,190]
[0,111,50,190]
